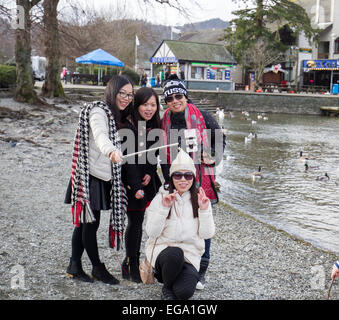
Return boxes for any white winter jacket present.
[88,106,118,181]
[145,186,215,271]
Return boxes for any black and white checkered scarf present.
[70,101,127,250]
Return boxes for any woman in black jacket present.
[121,87,162,282]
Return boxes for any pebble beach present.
[0,97,338,301]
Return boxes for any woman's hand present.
[331,263,339,281]
[201,151,215,165]
[109,150,123,163]
[141,174,151,186]
[135,190,145,199]
[197,187,210,210]
[162,191,178,208]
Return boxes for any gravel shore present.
[0,97,338,300]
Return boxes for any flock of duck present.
[213,108,333,183]
[299,151,331,181]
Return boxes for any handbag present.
[139,238,157,284]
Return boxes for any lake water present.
[216,111,339,254]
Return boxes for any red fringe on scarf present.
[72,201,83,227]
[109,226,123,250]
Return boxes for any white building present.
[296,0,339,90]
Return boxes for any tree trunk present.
[256,0,264,30]
[14,0,38,104]
[41,0,64,98]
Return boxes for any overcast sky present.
[62,0,246,26]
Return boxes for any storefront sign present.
[225,70,231,80]
[302,59,338,69]
[150,57,178,63]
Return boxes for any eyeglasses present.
[172,171,194,181]
[118,91,134,100]
[165,94,184,103]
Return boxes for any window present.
[191,67,205,80]
[206,67,224,80]
[317,0,332,23]
[335,38,339,54]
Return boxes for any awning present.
[75,48,124,84]
[75,48,124,67]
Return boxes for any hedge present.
[75,65,139,85]
[0,65,16,88]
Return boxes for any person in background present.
[160,74,226,290]
[120,87,162,283]
[60,66,67,84]
[164,68,170,81]
[64,75,133,285]
[331,260,339,281]
[156,74,161,88]
[144,149,215,300]
[140,73,148,87]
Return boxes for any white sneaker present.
[196,281,204,290]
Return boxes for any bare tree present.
[41,0,64,98]
[14,0,42,104]
[4,0,199,103]
[242,38,284,89]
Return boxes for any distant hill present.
[137,18,229,69]
[180,18,229,32]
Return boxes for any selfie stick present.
[122,142,179,159]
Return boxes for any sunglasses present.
[165,94,184,103]
[172,171,194,181]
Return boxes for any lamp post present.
[231,23,236,91]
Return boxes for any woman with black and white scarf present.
[64,75,133,285]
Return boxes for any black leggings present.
[155,247,199,300]
[71,209,101,266]
[125,210,145,258]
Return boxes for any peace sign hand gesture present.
[162,191,178,208]
[197,187,210,210]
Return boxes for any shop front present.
[302,59,339,92]
[150,40,235,91]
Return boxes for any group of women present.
[63,73,339,299]
[64,74,219,300]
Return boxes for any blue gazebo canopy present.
[75,48,124,67]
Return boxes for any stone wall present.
[186,90,339,115]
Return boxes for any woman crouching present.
[144,149,215,300]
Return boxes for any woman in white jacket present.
[144,149,215,300]
[65,75,133,285]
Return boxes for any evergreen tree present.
[223,0,319,88]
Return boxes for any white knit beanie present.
[169,149,196,177]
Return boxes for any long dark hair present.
[166,175,199,218]
[131,87,161,129]
[104,75,133,129]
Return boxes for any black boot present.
[66,258,93,283]
[121,257,141,283]
[161,286,177,300]
[196,257,209,290]
[121,257,130,280]
[92,263,119,285]
[129,256,141,283]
